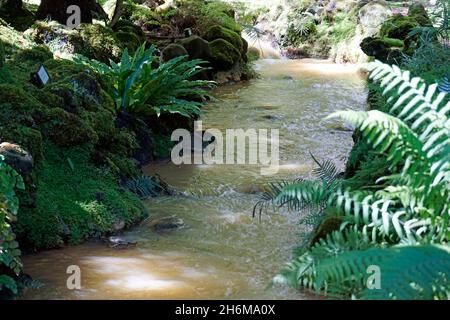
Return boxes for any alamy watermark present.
[366,265,381,290]
[66,265,81,290]
[171,121,280,175]
[66,5,81,29]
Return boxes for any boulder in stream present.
[105,236,138,249]
[149,216,185,233]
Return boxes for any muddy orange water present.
[21,59,367,300]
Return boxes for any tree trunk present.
[36,0,98,24]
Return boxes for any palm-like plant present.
[75,43,216,118]
[260,60,450,299]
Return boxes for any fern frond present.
[366,62,450,179]
[315,245,450,300]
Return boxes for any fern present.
[315,245,450,300]
[261,61,450,299]
[438,76,450,93]
[123,175,167,198]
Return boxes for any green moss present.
[161,43,188,62]
[69,23,123,63]
[380,15,420,40]
[14,143,147,249]
[153,133,175,158]
[205,25,244,54]
[35,107,98,147]
[209,38,241,70]
[13,45,53,64]
[247,47,260,62]
[113,19,146,52]
[0,126,43,162]
[178,0,241,35]
[116,31,141,52]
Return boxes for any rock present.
[33,107,98,147]
[149,216,185,233]
[262,114,282,121]
[247,46,260,62]
[113,19,146,52]
[209,39,241,70]
[214,62,243,84]
[205,25,244,55]
[358,0,392,36]
[408,3,432,26]
[179,35,212,61]
[0,142,33,176]
[161,43,188,62]
[360,36,404,64]
[113,220,126,232]
[239,184,265,194]
[105,236,138,249]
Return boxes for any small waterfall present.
[243,31,283,59]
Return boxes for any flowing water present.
[20,59,367,300]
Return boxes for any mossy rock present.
[379,15,420,40]
[46,71,115,114]
[408,3,432,26]
[42,58,83,82]
[310,216,343,246]
[14,143,147,249]
[179,35,212,61]
[0,83,45,125]
[70,23,123,63]
[209,38,241,70]
[247,47,260,62]
[113,19,146,52]
[205,25,244,55]
[13,45,53,65]
[115,31,141,52]
[34,107,98,148]
[360,36,404,64]
[161,43,188,62]
[0,126,43,162]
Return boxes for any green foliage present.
[15,143,147,249]
[329,14,357,45]
[438,76,450,93]
[261,61,450,299]
[284,12,317,46]
[124,175,165,198]
[315,245,450,300]
[75,43,215,118]
[0,155,24,295]
[209,38,241,70]
[178,0,241,35]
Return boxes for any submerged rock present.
[105,236,138,249]
[149,216,185,233]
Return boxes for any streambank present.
[19,58,368,299]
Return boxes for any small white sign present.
[37,65,49,85]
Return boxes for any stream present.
[20,59,367,300]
